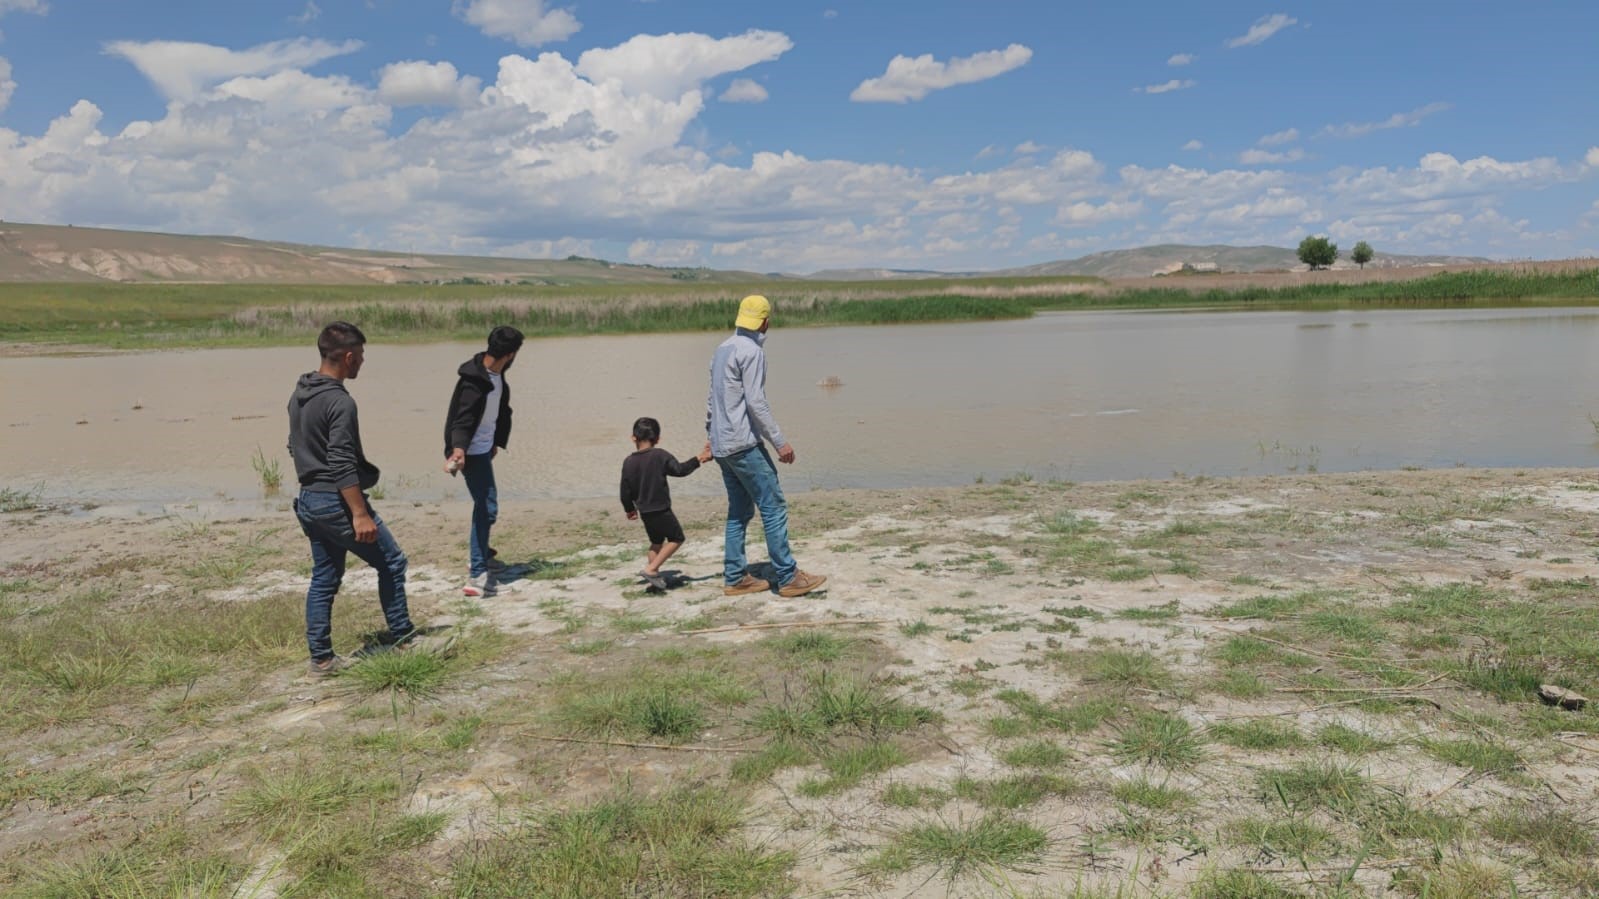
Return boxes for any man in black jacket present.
[443,326,524,597]
[288,321,416,676]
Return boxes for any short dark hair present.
[317,321,366,360]
[487,326,524,358]
[632,417,661,444]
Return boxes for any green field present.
[2,269,1597,350]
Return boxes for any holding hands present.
[697,441,713,464]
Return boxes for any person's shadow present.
[640,569,719,593]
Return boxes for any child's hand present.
[626,510,638,520]
[698,441,713,463]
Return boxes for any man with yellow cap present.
[706,295,827,597]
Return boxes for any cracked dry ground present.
[4,468,1599,897]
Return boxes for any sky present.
[0,0,1595,272]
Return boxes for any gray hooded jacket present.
[287,372,380,492]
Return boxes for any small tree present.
[1351,241,1374,269]
[1297,235,1338,270]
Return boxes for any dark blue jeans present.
[295,489,413,661]
[716,445,797,588]
[462,452,498,578]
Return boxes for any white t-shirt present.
[467,371,502,455]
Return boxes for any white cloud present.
[1167,53,1195,66]
[1227,13,1298,48]
[975,144,1002,159]
[377,60,482,107]
[850,43,1032,103]
[103,37,363,102]
[822,8,838,18]
[1258,127,1298,146]
[1136,78,1195,95]
[576,30,791,100]
[1321,102,1449,138]
[453,0,580,47]
[1239,148,1305,164]
[1014,140,1044,155]
[1182,139,1203,151]
[291,1,321,25]
[1587,147,1599,168]
[0,57,12,113]
[0,0,45,34]
[719,78,767,103]
[1055,199,1142,226]
[214,70,372,113]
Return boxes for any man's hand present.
[445,447,466,475]
[626,510,638,520]
[696,442,713,464]
[352,509,378,543]
[777,443,796,464]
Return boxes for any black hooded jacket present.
[444,352,513,456]
[287,373,380,492]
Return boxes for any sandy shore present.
[4,468,1599,896]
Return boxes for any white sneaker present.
[463,573,497,597]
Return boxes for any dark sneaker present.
[777,571,828,598]
[308,655,350,677]
[723,574,770,596]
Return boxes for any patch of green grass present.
[1211,669,1270,699]
[995,689,1122,734]
[0,485,42,513]
[1484,803,1597,859]
[1191,868,1306,898]
[881,783,949,809]
[1447,654,1550,702]
[1396,856,1516,899]
[946,675,992,698]
[865,815,1048,881]
[1060,648,1175,692]
[1213,590,1331,620]
[1302,607,1388,643]
[0,765,143,807]
[344,648,453,698]
[555,687,707,742]
[730,740,811,784]
[1111,778,1194,811]
[1110,711,1206,768]
[228,765,397,832]
[1227,817,1339,860]
[798,742,909,796]
[999,740,1071,769]
[1421,737,1522,775]
[750,673,939,743]
[985,715,1034,739]
[8,843,243,898]
[953,773,1079,809]
[898,620,935,637]
[761,630,853,664]
[564,637,614,655]
[1115,600,1182,622]
[449,786,794,898]
[1209,719,1306,751]
[282,810,447,896]
[1315,723,1393,755]
[1257,761,1372,814]
[610,612,670,633]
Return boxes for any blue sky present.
[0,0,1595,271]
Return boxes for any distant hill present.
[0,222,769,285]
[991,244,1493,279]
[0,221,1498,285]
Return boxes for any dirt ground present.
[4,468,1599,897]
[1104,258,1599,293]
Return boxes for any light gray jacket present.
[706,328,787,458]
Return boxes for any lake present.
[4,306,1599,510]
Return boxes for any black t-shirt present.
[620,447,701,514]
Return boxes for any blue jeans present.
[717,445,797,588]
[295,489,414,661]
[462,452,498,578]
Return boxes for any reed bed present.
[1,268,1595,349]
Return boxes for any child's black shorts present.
[640,509,685,546]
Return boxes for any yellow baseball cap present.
[735,294,771,330]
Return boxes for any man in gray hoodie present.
[287,321,416,676]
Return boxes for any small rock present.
[1538,684,1588,711]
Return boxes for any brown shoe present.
[723,574,770,596]
[777,571,828,598]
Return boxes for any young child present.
[620,417,712,590]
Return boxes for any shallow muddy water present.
[4,306,1599,509]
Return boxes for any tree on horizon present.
[1297,236,1338,270]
